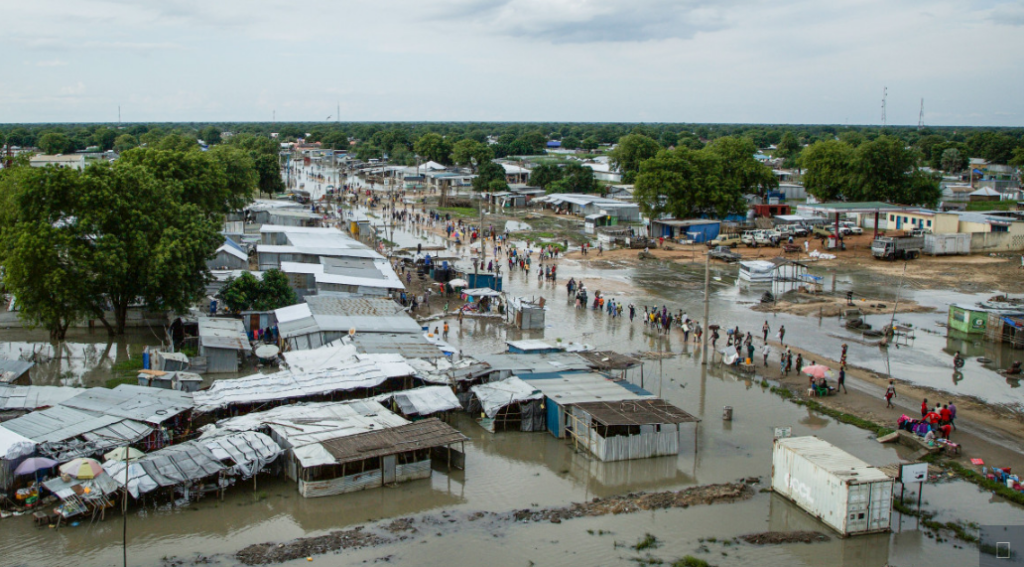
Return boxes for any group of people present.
[896,398,957,441]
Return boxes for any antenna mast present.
[881,87,887,129]
[917,98,924,130]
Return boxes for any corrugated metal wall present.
[299,469,383,498]
[204,348,239,373]
[593,427,680,462]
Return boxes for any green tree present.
[0,167,92,339]
[776,132,800,158]
[37,132,73,154]
[414,133,453,165]
[800,140,855,201]
[225,134,285,196]
[705,136,777,203]
[547,163,597,194]
[450,139,494,172]
[200,126,222,145]
[634,147,745,220]
[529,163,563,189]
[472,161,508,192]
[838,131,865,147]
[609,134,661,183]
[91,128,118,151]
[581,136,600,151]
[217,269,297,312]
[851,136,940,206]
[940,148,965,173]
[113,134,138,153]
[561,135,581,150]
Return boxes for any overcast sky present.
[3,0,1023,126]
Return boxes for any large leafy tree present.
[548,163,597,194]
[450,139,493,172]
[472,161,508,192]
[217,269,296,313]
[609,134,661,183]
[634,147,746,219]
[800,140,855,201]
[529,164,563,189]
[705,136,778,203]
[37,132,74,154]
[413,133,453,165]
[851,136,940,206]
[224,134,285,197]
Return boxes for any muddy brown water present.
[2,193,1023,566]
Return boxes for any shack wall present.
[592,426,681,462]
[203,347,239,374]
[299,469,382,498]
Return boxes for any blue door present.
[546,398,560,438]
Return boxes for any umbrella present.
[802,365,835,379]
[59,458,104,480]
[448,278,469,288]
[103,447,145,463]
[14,457,58,476]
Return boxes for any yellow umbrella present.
[59,458,104,480]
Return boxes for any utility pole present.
[701,251,710,365]
[118,105,121,128]
[917,98,925,130]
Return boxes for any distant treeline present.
[3,122,1024,166]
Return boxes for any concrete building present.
[29,154,85,170]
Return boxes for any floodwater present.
[3,166,1022,566]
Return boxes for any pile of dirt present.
[512,482,753,523]
[741,531,831,545]
[233,482,754,565]
[236,526,387,565]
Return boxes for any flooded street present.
[3,169,1022,567]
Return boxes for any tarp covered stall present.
[0,425,35,490]
[468,377,545,432]
[2,406,155,462]
[376,386,462,419]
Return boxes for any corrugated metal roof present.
[470,377,542,418]
[522,372,653,406]
[348,333,445,359]
[59,385,192,425]
[474,353,590,374]
[321,418,467,466]
[377,386,462,416]
[0,384,84,411]
[0,359,33,383]
[305,296,421,334]
[3,405,152,445]
[199,318,252,352]
[506,340,562,352]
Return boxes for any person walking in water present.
[777,325,786,346]
[886,380,897,408]
[762,343,771,367]
[762,321,770,343]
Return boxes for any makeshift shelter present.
[198,318,252,373]
[507,297,546,330]
[474,353,590,380]
[468,377,545,432]
[563,399,699,462]
[345,333,447,360]
[0,384,85,422]
[375,386,462,421]
[103,431,281,499]
[506,340,564,355]
[41,471,120,523]
[192,347,417,416]
[574,350,643,381]
[461,287,503,314]
[0,425,35,491]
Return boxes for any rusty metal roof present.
[320,418,467,465]
[572,399,700,427]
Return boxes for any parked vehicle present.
[812,226,834,239]
[839,222,863,236]
[708,246,741,262]
[871,236,924,260]
[708,234,742,248]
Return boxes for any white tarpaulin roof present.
[201,400,409,468]
[376,386,462,417]
[193,349,415,413]
[462,288,502,298]
[0,425,34,460]
[470,376,542,418]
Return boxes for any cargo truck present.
[871,236,924,260]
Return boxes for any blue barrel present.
[142,352,151,370]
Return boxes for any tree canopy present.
[472,161,508,192]
[0,147,259,338]
[217,269,297,313]
[609,134,661,183]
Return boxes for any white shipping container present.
[771,436,893,536]
[924,233,970,256]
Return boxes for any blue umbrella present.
[14,457,58,476]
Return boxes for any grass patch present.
[672,556,709,567]
[106,357,144,388]
[965,200,1018,212]
[179,346,198,358]
[634,533,660,551]
[437,207,479,218]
